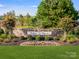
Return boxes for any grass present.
[0,46,79,59]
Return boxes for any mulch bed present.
[20,41,65,46]
[20,41,79,46]
[0,40,79,46]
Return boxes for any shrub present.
[49,37,54,41]
[40,36,45,41]
[66,34,77,43]
[3,39,11,43]
[7,35,12,39]
[69,27,79,39]
[45,36,49,41]
[0,28,4,35]
[35,35,40,41]
[12,38,20,42]
[10,34,17,38]
[0,38,4,42]
[54,36,63,41]
[0,34,7,39]
[27,36,32,41]
[19,36,25,40]
[0,34,17,42]
[32,37,35,41]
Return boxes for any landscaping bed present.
[0,39,79,46]
[20,41,64,46]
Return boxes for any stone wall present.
[13,28,64,37]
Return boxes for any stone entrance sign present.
[27,31,52,36]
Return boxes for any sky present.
[0,0,79,16]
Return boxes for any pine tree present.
[36,0,78,28]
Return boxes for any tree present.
[3,11,15,34]
[4,10,15,21]
[19,14,24,26]
[58,16,76,32]
[25,13,32,26]
[29,16,38,27]
[78,11,79,19]
[18,13,32,26]
[5,19,15,34]
[0,28,4,35]
[36,0,78,28]
[0,16,3,20]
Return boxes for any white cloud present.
[0,4,4,7]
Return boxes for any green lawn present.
[0,46,79,59]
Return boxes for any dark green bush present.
[32,37,35,40]
[69,27,79,39]
[35,35,40,41]
[49,37,54,41]
[45,36,49,41]
[0,28,4,35]
[40,36,45,41]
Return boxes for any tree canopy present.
[36,0,78,28]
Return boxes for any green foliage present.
[27,36,32,41]
[18,13,33,26]
[5,19,15,34]
[58,16,76,32]
[35,36,40,41]
[66,34,77,43]
[0,28,4,35]
[70,27,79,38]
[0,34,7,39]
[0,34,16,43]
[3,10,15,20]
[3,11,16,34]
[0,34,16,39]
[18,14,24,26]
[0,34,16,42]
[0,16,3,20]
[36,0,78,28]
[7,34,16,39]
[45,36,49,41]
[31,17,38,27]
[6,19,15,29]
[41,17,52,28]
